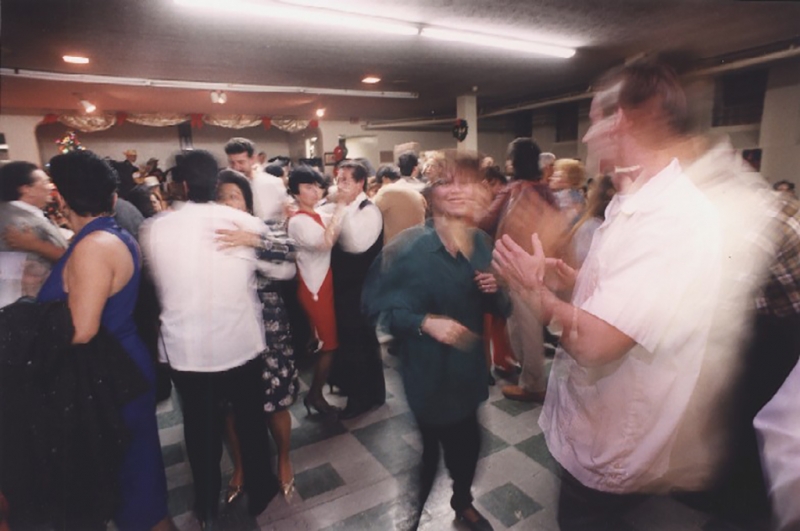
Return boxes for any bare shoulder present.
[70,230,134,279]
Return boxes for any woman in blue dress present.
[37,151,173,531]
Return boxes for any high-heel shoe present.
[303,395,340,416]
[280,477,295,498]
[226,483,244,505]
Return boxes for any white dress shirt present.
[250,172,289,222]
[754,360,800,530]
[539,159,724,493]
[140,202,267,372]
[321,192,383,253]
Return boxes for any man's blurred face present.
[20,169,54,210]
[583,89,622,175]
[227,152,254,178]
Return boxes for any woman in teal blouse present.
[363,150,509,531]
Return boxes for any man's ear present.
[111,193,118,212]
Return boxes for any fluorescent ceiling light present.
[420,27,575,58]
[174,0,419,35]
[63,55,90,64]
[362,76,381,84]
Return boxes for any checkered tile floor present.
[156,353,762,530]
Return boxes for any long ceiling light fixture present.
[0,68,419,99]
[174,0,419,36]
[173,0,577,58]
[420,28,576,58]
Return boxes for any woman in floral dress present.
[215,169,298,497]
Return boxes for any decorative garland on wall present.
[39,112,319,133]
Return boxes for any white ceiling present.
[1,0,799,121]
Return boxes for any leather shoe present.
[501,384,546,403]
[455,505,494,531]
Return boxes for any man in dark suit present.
[0,161,68,307]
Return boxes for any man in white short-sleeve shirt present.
[140,150,278,523]
[225,137,288,222]
[492,62,752,530]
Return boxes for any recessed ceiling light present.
[362,76,381,84]
[79,99,96,113]
[63,55,90,64]
[316,108,326,118]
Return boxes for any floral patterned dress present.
[256,221,299,413]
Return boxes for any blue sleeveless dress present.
[38,216,169,530]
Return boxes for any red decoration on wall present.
[309,119,319,129]
[190,114,204,129]
[261,116,272,130]
[332,145,345,162]
[41,114,59,125]
[116,111,128,124]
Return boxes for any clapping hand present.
[545,257,578,293]
[492,233,546,292]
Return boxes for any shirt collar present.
[619,158,683,216]
[10,200,46,218]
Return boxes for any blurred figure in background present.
[564,174,615,268]
[773,179,797,199]
[550,158,587,226]
[479,137,567,403]
[0,161,67,307]
[374,163,427,245]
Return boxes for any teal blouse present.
[363,220,511,425]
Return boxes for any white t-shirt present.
[250,172,289,222]
[140,202,267,372]
[539,159,723,493]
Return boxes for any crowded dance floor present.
[1,1,800,530]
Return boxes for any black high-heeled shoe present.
[303,395,340,416]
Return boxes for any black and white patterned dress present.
[256,222,299,413]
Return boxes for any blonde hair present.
[554,159,586,188]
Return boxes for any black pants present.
[415,412,481,515]
[171,358,278,521]
[332,324,386,406]
[557,467,645,531]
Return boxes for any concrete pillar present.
[759,59,800,185]
[456,94,478,152]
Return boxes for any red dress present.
[291,210,339,352]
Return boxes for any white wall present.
[760,60,800,186]
[315,120,514,169]
[0,114,43,165]
[35,121,292,169]
[529,59,800,183]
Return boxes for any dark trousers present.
[557,467,645,531]
[171,358,278,521]
[333,325,386,405]
[415,412,481,515]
